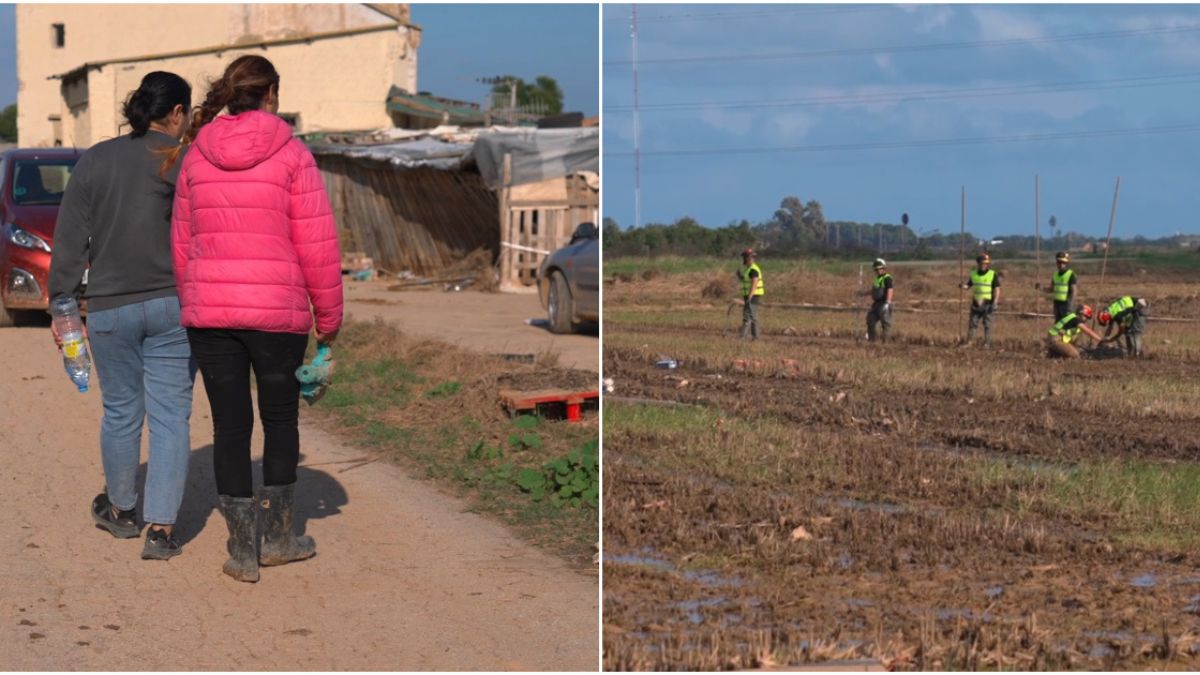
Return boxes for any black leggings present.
[187,328,310,498]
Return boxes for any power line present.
[604,23,1200,66]
[604,5,893,23]
[605,122,1200,158]
[604,71,1200,113]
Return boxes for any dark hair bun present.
[122,71,192,138]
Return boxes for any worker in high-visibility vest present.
[960,253,1001,348]
[1045,304,1103,358]
[863,258,894,342]
[1098,295,1149,358]
[737,248,764,340]
[1035,251,1078,322]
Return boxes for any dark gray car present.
[538,222,598,334]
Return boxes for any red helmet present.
[1098,310,1112,326]
[1079,304,1093,320]
[742,248,756,258]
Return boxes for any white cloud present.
[900,4,955,34]
[698,106,755,137]
[972,7,1047,42]
[768,111,815,141]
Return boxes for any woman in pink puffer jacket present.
[168,55,342,583]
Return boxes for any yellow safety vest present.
[969,269,996,302]
[1106,296,1135,325]
[1048,312,1081,343]
[740,263,765,297]
[872,273,892,302]
[1052,269,1075,303]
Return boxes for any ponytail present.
[159,54,279,175]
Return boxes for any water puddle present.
[683,569,744,588]
[673,597,728,625]
[604,549,743,588]
[917,442,1071,474]
[1130,573,1157,588]
[1184,595,1200,615]
[936,608,987,621]
[605,552,675,572]
[985,585,1005,599]
[1089,643,1116,659]
[815,496,908,515]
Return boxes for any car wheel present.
[548,271,575,334]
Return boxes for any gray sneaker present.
[141,527,182,560]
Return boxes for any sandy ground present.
[0,325,598,670]
[343,281,599,373]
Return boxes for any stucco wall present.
[17,4,414,147]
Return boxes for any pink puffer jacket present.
[171,110,343,335]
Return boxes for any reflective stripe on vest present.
[872,273,892,301]
[1049,312,1080,343]
[740,263,765,296]
[1106,296,1135,324]
[1052,269,1074,302]
[969,269,996,302]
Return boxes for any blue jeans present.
[87,296,195,525]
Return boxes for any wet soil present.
[603,313,1200,670]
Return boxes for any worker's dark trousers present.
[187,328,310,498]
[966,302,994,346]
[740,296,761,340]
[1053,301,1072,322]
[866,301,892,342]
[1124,311,1148,357]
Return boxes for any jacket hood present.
[192,110,294,171]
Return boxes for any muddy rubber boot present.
[258,483,316,566]
[218,495,260,583]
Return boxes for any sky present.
[603,3,1200,239]
[0,3,598,114]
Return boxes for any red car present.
[0,147,83,326]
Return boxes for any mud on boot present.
[258,482,315,566]
[218,495,259,583]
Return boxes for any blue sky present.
[603,4,1200,238]
[0,3,598,114]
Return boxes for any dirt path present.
[0,326,598,670]
[344,280,599,373]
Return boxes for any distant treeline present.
[604,196,1199,259]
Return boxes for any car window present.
[12,159,76,206]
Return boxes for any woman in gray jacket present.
[49,71,195,561]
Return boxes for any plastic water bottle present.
[50,296,91,392]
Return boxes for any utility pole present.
[631,4,642,229]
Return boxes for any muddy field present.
[602,255,1200,670]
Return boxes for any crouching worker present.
[1045,304,1103,359]
[1098,296,1149,358]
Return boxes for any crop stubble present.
[603,261,1200,670]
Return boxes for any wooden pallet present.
[499,388,599,422]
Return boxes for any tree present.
[0,105,16,143]
[491,76,564,115]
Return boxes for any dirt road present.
[0,326,598,670]
[344,280,599,373]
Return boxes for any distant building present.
[16,4,421,147]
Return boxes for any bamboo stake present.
[1035,174,1042,293]
[1098,176,1121,305]
[959,187,966,342]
